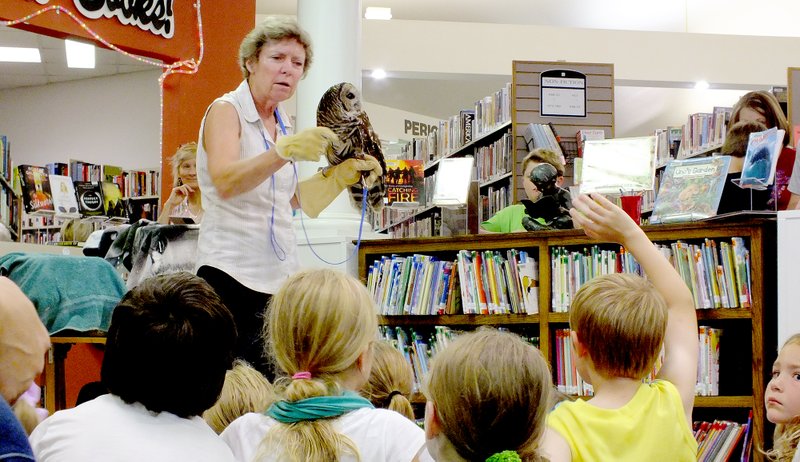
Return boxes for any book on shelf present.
[384,159,424,208]
[576,129,605,158]
[45,162,69,176]
[126,195,159,222]
[17,165,55,215]
[48,174,80,217]
[0,135,9,181]
[738,127,784,189]
[578,136,657,194]
[650,156,731,224]
[74,181,105,217]
[101,181,127,223]
[522,123,565,160]
[460,109,475,144]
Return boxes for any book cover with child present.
[650,156,731,224]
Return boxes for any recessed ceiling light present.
[694,80,710,90]
[365,7,392,20]
[65,39,95,69]
[0,47,41,63]
[371,69,387,79]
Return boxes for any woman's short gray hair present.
[238,15,313,80]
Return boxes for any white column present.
[294,0,380,272]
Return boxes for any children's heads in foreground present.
[569,273,668,381]
[262,268,378,460]
[0,277,50,405]
[765,334,800,461]
[101,272,236,418]
[361,340,414,420]
[424,329,551,461]
[522,148,565,202]
[204,360,274,434]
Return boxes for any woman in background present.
[728,91,796,210]
[158,142,203,224]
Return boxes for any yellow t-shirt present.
[547,380,697,462]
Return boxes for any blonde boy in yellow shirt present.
[542,193,699,462]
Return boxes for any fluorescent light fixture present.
[364,7,392,20]
[371,68,387,79]
[0,47,41,63]
[65,39,95,69]
[694,80,710,90]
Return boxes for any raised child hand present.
[275,127,339,162]
[569,193,640,244]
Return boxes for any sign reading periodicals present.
[540,69,587,118]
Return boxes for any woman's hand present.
[164,184,194,210]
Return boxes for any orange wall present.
[2,1,254,407]
[1,0,254,202]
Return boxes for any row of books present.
[697,326,722,397]
[379,326,456,392]
[473,83,511,140]
[555,326,723,398]
[367,249,539,316]
[416,85,511,166]
[61,160,160,198]
[17,166,160,223]
[553,328,593,396]
[550,237,752,312]
[0,187,18,235]
[522,123,565,161]
[694,414,752,462]
[678,108,731,159]
[0,135,11,181]
[380,325,540,392]
[385,213,442,239]
[474,132,513,184]
[662,238,751,310]
[478,185,511,224]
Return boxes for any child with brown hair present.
[424,328,552,462]
[764,334,800,461]
[542,193,699,461]
[220,268,430,462]
[360,340,415,421]
[203,360,275,434]
[480,148,566,233]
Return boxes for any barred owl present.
[317,82,386,212]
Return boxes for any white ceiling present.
[2,1,799,118]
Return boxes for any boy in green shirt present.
[480,148,565,233]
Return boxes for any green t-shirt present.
[480,204,528,233]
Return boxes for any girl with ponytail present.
[221,268,431,462]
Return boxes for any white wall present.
[0,70,161,170]
[614,87,749,138]
[362,101,441,141]
[363,19,799,88]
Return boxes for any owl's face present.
[337,83,362,115]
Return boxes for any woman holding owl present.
[194,16,382,377]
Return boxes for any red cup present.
[620,195,643,225]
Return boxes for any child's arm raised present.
[570,193,699,423]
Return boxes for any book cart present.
[358,219,777,461]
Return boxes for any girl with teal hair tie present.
[423,329,551,462]
[219,268,432,462]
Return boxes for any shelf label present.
[541,69,587,118]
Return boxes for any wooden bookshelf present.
[359,219,776,461]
